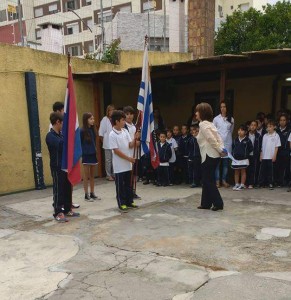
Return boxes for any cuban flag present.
[137,44,160,169]
[61,63,82,185]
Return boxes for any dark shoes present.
[133,193,141,199]
[90,192,101,200]
[197,206,211,210]
[211,206,224,211]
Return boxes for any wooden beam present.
[220,69,226,103]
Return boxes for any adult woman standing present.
[99,104,115,181]
[213,101,234,188]
[196,103,225,211]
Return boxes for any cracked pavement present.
[0,179,291,300]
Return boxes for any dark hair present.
[159,131,167,137]
[181,124,188,129]
[123,106,135,114]
[279,113,289,121]
[50,112,63,125]
[196,102,213,122]
[82,112,96,142]
[250,120,258,126]
[192,124,199,130]
[256,112,265,122]
[238,124,248,132]
[267,119,276,126]
[166,129,173,134]
[266,113,274,120]
[111,110,126,125]
[220,101,233,124]
[52,102,64,112]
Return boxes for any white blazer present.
[197,121,224,163]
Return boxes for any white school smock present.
[213,114,234,157]
[197,121,224,163]
[261,132,281,160]
[109,128,132,173]
[99,116,113,149]
[166,137,178,163]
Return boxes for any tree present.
[214,1,291,55]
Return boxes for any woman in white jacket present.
[213,101,234,188]
[99,105,115,180]
[196,103,225,211]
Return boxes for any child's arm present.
[113,149,136,163]
[129,132,141,149]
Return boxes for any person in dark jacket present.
[178,125,190,184]
[46,112,79,222]
[81,112,100,201]
[157,131,172,186]
[247,120,262,188]
[187,124,201,188]
[275,114,291,187]
[231,124,253,191]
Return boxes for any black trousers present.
[258,159,274,186]
[188,157,202,185]
[51,169,72,217]
[275,156,290,186]
[201,156,224,209]
[158,165,170,186]
[115,171,133,208]
[247,156,260,186]
[169,162,175,184]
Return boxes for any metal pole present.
[147,0,150,49]
[100,0,105,53]
[163,0,166,51]
[153,8,155,50]
[17,0,24,46]
[111,0,113,42]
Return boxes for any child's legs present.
[61,171,72,214]
[104,149,113,177]
[182,157,189,183]
[193,158,202,184]
[258,160,267,185]
[266,160,274,185]
[247,156,255,186]
[83,165,90,194]
[163,166,170,185]
[188,160,194,184]
[215,159,221,181]
[241,168,246,185]
[234,169,240,184]
[221,158,229,182]
[51,169,64,216]
[114,172,126,208]
[89,165,96,193]
[169,163,175,184]
[254,158,261,185]
[124,171,134,206]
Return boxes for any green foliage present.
[214,1,291,55]
[101,38,121,64]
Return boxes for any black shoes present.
[211,206,224,211]
[197,206,211,210]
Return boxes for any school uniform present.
[259,132,281,186]
[178,135,190,183]
[231,136,253,169]
[166,137,178,185]
[247,132,262,186]
[187,136,201,186]
[99,116,113,177]
[80,127,98,165]
[157,142,172,186]
[46,129,72,217]
[109,128,133,208]
[275,127,291,186]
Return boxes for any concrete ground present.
[0,179,291,300]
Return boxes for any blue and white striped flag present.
[137,44,160,169]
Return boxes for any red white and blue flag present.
[61,63,82,185]
[137,44,160,169]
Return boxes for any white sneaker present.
[233,184,240,191]
[237,184,246,190]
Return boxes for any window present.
[0,9,7,22]
[34,7,43,17]
[239,3,250,11]
[36,30,41,40]
[218,5,223,18]
[49,4,58,14]
[67,23,79,35]
[119,5,131,13]
[86,0,92,5]
[86,18,93,30]
[68,45,81,56]
[66,0,77,10]
[97,10,112,24]
[9,12,18,20]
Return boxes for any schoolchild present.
[109,110,139,213]
[173,125,181,142]
[232,124,253,191]
[123,106,141,199]
[258,120,281,190]
[46,112,80,222]
[172,125,182,183]
[247,120,262,188]
[288,133,291,192]
[166,129,178,185]
[178,125,190,184]
[81,112,100,201]
[256,118,267,136]
[187,124,201,188]
[157,131,172,186]
[275,114,291,187]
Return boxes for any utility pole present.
[17,0,24,46]
[163,0,166,51]
[100,0,105,53]
[147,0,150,49]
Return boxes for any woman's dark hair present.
[82,112,96,142]
[196,102,213,122]
[220,101,233,124]
[111,110,126,125]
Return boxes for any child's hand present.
[136,140,141,147]
[135,132,141,140]
[272,156,276,163]
[129,157,136,163]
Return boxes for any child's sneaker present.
[248,185,253,189]
[85,193,94,202]
[133,193,141,199]
[65,211,80,217]
[55,213,69,223]
[127,202,139,209]
[269,184,274,190]
[119,205,128,213]
[237,184,246,190]
[90,192,101,200]
[190,184,197,188]
[232,184,240,191]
